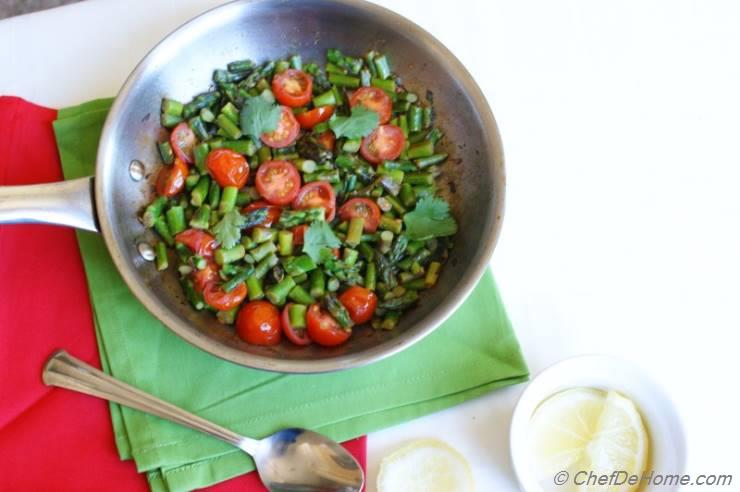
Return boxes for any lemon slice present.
[528,388,649,492]
[377,439,474,492]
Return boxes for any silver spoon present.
[43,350,364,492]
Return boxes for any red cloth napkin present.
[0,96,366,491]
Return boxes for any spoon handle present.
[43,350,260,455]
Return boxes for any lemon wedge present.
[377,439,474,492]
[529,388,649,492]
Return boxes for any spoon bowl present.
[43,350,364,492]
[254,428,363,491]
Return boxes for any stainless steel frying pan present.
[0,0,505,373]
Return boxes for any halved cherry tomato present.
[175,229,217,258]
[192,261,219,292]
[170,122,196,164]
[281,303,312,346]
[292,224,308,245]
[316,130,336,151]
[261,106,300,148]
[203,282,247,311]
[339,198,381,232]
[296,105,335,129]
[292,182,336,221]
[206,148,250,188]
[360,124,405,164]
[255,160,301,205]
[339,286,378,325]
[306,304,351,347]
[243,201,282,228]
[349,87,392,124]
[236,301,282,346]
[155,157,189,197]
[272,69,313,108]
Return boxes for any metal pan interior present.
[95,0,505,372]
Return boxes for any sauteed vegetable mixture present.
[143,49,456,347]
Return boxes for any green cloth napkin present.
[54,98,528,492]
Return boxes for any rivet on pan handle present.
[0,176,98,232]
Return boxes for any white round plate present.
[510,355,687,492]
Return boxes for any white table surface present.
[2,0,739,490]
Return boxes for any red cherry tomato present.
[206,148,250,188]
[175,229,217,258]
[203,282,247,311]
[292,182,336,221]
[360,125,405,164]
[272,69,313,108]
[316,130,336,151]
[255,160,301,205]
[236,301,282,346]
[155,157,189,197]
[192,261,219,292]
[306,304,351,347]
[339,198,381,232]
[243,201,283,228]
[291,224,308,245]
[281,303,312,346]
[296,105,335,129]
[339,286,378,325]
[261,106,300,148]
[170,122,196,164]
[349,87,392,124]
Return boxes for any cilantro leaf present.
[240,96,281,139]
[303,221,341,263]
[329,106,379,139]
[211,209,246,249]
[403,197,458,241]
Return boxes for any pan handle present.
[0,177,98,232]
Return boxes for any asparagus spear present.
[278,208,325,228]
[378,291,419,310]
[325,294,354,329]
